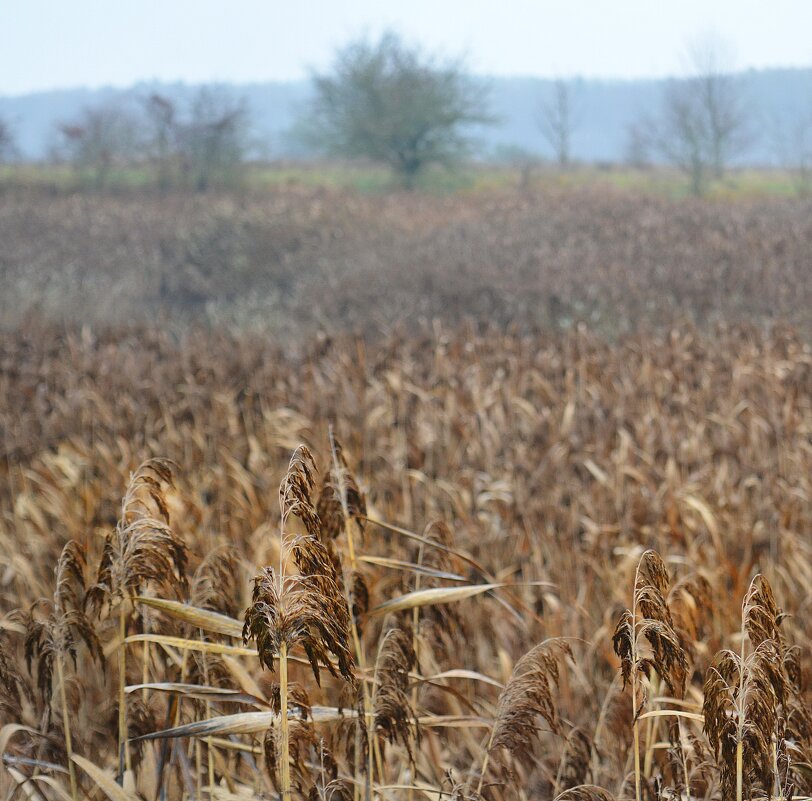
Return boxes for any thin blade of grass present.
[133,597,243,638]
[372,584,502,615]
[6,767,72,801]
[375,786,453,799]
[71,755,140,801]
[125,633,255,657]
[365,519,551,626]
[0,723,40,754]
[133,707,356,741]
[127,634,345,674]
[125,682,269,706]
[357,555,466,582]
[414,669,504,688]
[418,715,490,728]
[207,736,263,755]
[637,710,704,723]
[362,516,488,576]
[372,581,553,615]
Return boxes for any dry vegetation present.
[2,181,812,801]
[1,309,812,800]
[2,186,812,336]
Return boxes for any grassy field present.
[1,180,812,801]
[1,161,809,198]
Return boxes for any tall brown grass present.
[1,319,811,801]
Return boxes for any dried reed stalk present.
[244,446,355,801]
[25,540,101,801]
[86,458,186,782]
[703,574,787,801]
[477,638,571,796]
[612,551,686,801]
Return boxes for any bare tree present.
[687,37,749,178]
[540,79,578,168]
[0,116,17,163]
[658,81,710,195]
[656,36,749,194]
[142,93,178,190]
[307,31,491,186]
[56,103,140,188]
[178,87,249,191]
[140,89,250,191]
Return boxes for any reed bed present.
[2,186,812,335]
[1,319,811,801]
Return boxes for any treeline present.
[534,38,812,195]
[1,31,811,194]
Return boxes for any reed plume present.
[372,626,418,764]
[317,431,376,797]
[86,458,187,781]
[668,572,713,664]
[0,635,29,723]
[243,562,354,687]
[190,543,242,620]
[319,432,370,635]
[781,645,812,793]
[86,458,188,612]
[703,574,787,801]
[317,431,366,548]
[243,446,355,801]
[612,550,686,801]
[477,638,571,795]
[24,540,102,801]
[188,544,242,791]
[490,638,571,758]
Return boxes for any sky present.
[2,0,812,96]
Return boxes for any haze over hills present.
[1,67,810,164]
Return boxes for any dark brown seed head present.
[373,627,417,762]
[491,638,572,764]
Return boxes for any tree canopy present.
[307,32,491,185]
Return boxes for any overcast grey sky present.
[3,0,811,96]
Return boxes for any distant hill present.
[1,68,810,164]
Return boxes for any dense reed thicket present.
[1,320,811,800]
[2,186,812,335]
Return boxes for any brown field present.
[2,185,812,335]
[1,184,812,801]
